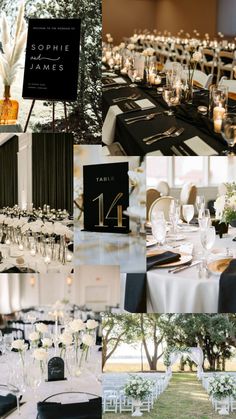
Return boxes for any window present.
[174,157,204,186]
[146,156,169,187]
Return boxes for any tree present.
[139,314,168,371]
[102,314,140,370]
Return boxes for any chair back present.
[156,180,170,196]
[180,183,197,205]
[146,189,160,220]
[148,196,174,221]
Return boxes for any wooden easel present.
[24,100,69,133]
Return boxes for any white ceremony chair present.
[217,50,236,83]
[218,79,236,94]
[103,390,118,413]
[201,48,217,75]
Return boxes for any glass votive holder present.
[197,261,209,279]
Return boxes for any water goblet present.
[182,205,194,225]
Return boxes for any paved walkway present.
[104,373,236,418]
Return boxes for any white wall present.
[217,0,236,36]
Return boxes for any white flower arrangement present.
[214,183,236,224]
[29,331,40,343]
[60,333,73,347]
[82,334,94,347]
[32,348,48,362]
[86,319,98,330]
[208,375,236,400]
[42,338,53,350]
[36,323,48,335]
[11,339,27,352]
[124,376,153,401]
[69,319,86,333]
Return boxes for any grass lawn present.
[103,373,236,418]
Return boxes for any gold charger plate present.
[147,250,192,268]
[207,258,233,275]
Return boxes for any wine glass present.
[7,370,23,415]
[196,196,205,215]
[221,113,236,155]
[169,201,180,237]
[198,209,211,230]
[151,219,167,247]
[200,226,216,265]
[162,86,180,116]
[182,205,194,225]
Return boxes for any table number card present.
[83,162,130,233]
[22,19,81,101]
[47,357,66,382]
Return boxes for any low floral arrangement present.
[208,375,236,400]
[124,376,153,401]
[214,183,236,225]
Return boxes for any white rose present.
[86,319,98,330]
[119,42,125,49]
[69,319,86,333]
[29,332,40,341]
[82,334,94,347]
[192,51,202,62]
[127,43,135,51]
[60,333,73,346]
[33,348,48,362]
[11,339,27,351]
[214,195,225,219]
[36,323,48,334]
[42,338,53,348]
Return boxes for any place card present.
[47,357,66,382]
[119,100,141,113]
[83,162,130,233]
[22,19,81,101]
[184,137,218,156]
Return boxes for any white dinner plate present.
[178,225,198,233]
[10,251,24,258]
[146,236,157,247]
[167,234,186,241]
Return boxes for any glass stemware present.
[198,209,211,230]
[7,369,25,416]
[196,195,205,214]
[162,86,180,116]
[221,113,236,155]
[200,226,216,266]
[182,205,194,225]
[151,219,167,248]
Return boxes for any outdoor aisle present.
[103,373,236,419]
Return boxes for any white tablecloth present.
[146,227,236,313]
[0,348,101,418]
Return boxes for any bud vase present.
[0,85,19,125]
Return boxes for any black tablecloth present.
[218,259,236,313]
[124,273,147,313]
[103,76,236,156]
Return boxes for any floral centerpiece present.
[208,375,236,415]
[214,183,236,227]
[124,376,153,417]
[183,43,202,102]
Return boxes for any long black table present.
[102,76,236,156]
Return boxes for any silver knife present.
[169,260,201,274]
[171,146,182,156]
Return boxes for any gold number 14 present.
[93,192,125,228]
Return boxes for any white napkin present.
[103,99,155,145]
[179,243,194,255]
[184,137,218,156]
[103,77,127,86]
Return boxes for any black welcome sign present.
[22,19,81,101]
[47,357,66,382]
[83,162,130,233]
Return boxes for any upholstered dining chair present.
[146,188,161,220]
[180,183,197,206]
[148,196,174,222]
[156,181,170,196]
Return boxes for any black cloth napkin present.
[147,251,180,271]
[218,259,236,313]
[37,397,102,419]
[124,273,147,313]
[0,393,17,416]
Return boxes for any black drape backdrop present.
[32,133,73,214]
[0,136,18,207]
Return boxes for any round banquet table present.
[146,226,236,313]
[0,348,101,418]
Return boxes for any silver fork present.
[126,113,162,125]
[112,93,141,103]
[142,127,176,142]
[146,128,185,145]
[103,84,137,92]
